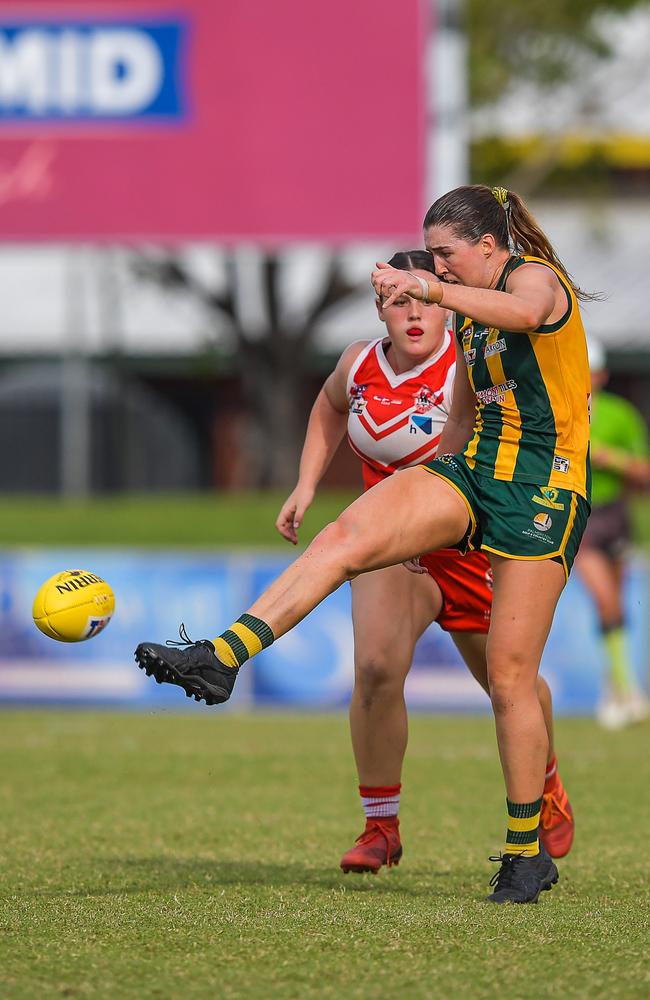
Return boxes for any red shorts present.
[419,548,493,634]
[360,462,492,634]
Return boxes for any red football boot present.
[340,816,402,874]
[540,774,575,859]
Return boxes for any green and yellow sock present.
[504,797,542,857]
[602,625,634,697]
[213,613,274,668]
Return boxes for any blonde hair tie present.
[492,186,510,210]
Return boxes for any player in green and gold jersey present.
[135,185,592,904]
[576,338,650,728]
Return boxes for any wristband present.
[408,272,443,305]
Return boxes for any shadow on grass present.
[18,856,456,899]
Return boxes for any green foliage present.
[1,712,649,998]
[467,0,646,106]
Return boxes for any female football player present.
[275,250,573,874]
[136,185,591,904]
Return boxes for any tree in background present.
[468,0,644,106]
[466,0,648,192]
[131,249,363,489]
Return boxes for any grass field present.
[1,712,649,999]
[0,493,356,548]
[0,492,649,547]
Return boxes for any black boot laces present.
[165,623,213,652]
[488,853,526,891]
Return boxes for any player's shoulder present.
[338,338,380,376]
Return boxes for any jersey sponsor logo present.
[533,513,553,532]
[552,455,570,474]
[410,414,433,435]
[0,20,187,123]
[349,382,367,414]
[475,380,517,405]
[373,395,402,406]
[483,338,506,358]
[464,348,476,365]
[531,487,565,511]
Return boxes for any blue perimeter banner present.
[0,549,648,714]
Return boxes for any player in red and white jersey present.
[277,250,574,872]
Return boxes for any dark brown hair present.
[423,185,595,301]
[387,249,436,274]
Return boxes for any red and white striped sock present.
[544,755,558,793]
[359,783,401,819]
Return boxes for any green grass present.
[1,712,649,998]
[0,493,356,547]
[0,493,647,548]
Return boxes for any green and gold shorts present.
[421,452,590,579]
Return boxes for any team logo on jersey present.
[349,383,367,414]
[413,386,441,414]
[410,414,433,435]
[484,338,507,358]
[464,348,476,366]
[552,455,570,474]
[475,380,517,405]
[533,513,553,532]
[532,487,565,511]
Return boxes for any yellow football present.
[33,569,115,642]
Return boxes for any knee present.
[315,511,379,579]
[487,654,537,715]
[354,656,403,710]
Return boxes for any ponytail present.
[506,191,596,302]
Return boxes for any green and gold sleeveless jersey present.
[456,255,591,501]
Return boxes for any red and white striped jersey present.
[347,333,456,489]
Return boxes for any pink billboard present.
[0,0,427,242]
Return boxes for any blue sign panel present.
[0,549,647,714]
[0,20,188,121]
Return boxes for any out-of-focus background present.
[1,0,649,712]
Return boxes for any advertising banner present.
[0,0,426,241]
[1,548,648,714]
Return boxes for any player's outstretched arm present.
[276,343,365,544]
[371,261,560,333]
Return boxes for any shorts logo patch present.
[532,487,565,511]
[483,338,506,358]
[437,454,458,468]
[533,513,553,532]
[552,455,570,474]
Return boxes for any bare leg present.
[349,566,442,786]
[248,468,470,637]
[452,631,556,765]
[575,546,624,628]
[486,557,566,802]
